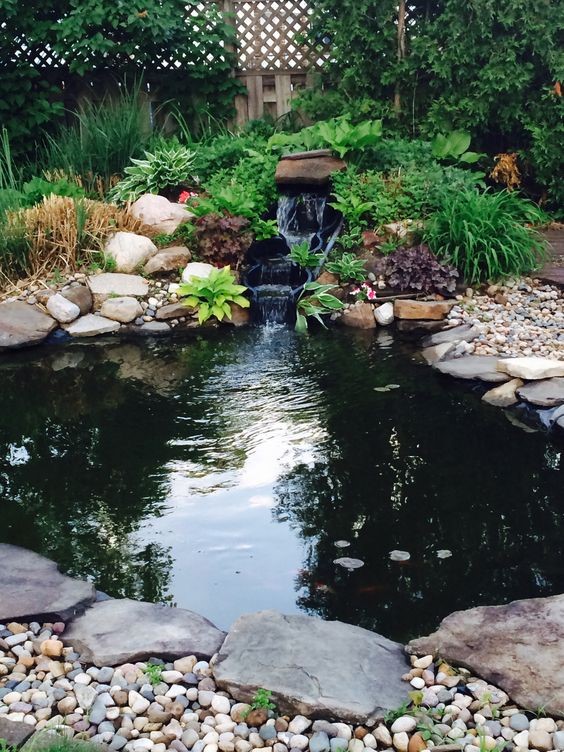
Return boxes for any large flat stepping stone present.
[87,273,149,307]
[0,301,57,351]
[497,357,564,380]
[64,314,121,338]
[408,593,564,716]
[63,599,226,666]
[421,323,480,348]
[517,378,564,407]
[213,610,408,723]
[0,717,35,747]
[0,544,95,622]
[434,355,510,382]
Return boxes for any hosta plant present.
[431,131,482,165]
[425,188,547,283]
[178,266,250,325]
[295,281,344,333]
[108,141,197,203]
[325,252,367,282]
[385,244,459,294]
[193,213,253,269]
[289,240,323,269]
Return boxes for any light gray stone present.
[0,544,95,622]
[46,293,81,323]
[421,342,456,364]
[131,194,194,235]
[517,378,564,407]
[0,301,57,351]
[61,285,92,315]
[64,314,120,338]
[421,324,480,348]
[87,273,149,308]
[100,297,143,324]
[63,598,225,667]
[0,717,36,747]
[497,357,564,380]
[213,610,408,723]
[374,302,394,326]
[144,246,192,276]
[408,593,564,717]
[181,263,215,283]
[482,378,524,408]
[156,302,194,321]
[434,356,510,383]
[104,232,157,274]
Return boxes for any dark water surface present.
[1,327,563,642]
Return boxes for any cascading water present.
[244,191,342,325]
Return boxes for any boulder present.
[0,301,57,351]
[408,593,564,717]
[374,302,394,326]
[0,717,36,747]
[63,599,225,667]
[275,155,347,186]
[340,302,377,329]
[61,285,93,315]
[394,299,455,321]
[434,356,510,383]
[87,273,149,308]
[213,611,408,724]
[64,314,121,338]
[156,302,193,320]
[100,296,143,323]
[46,292,81,323]
[517,378,564,407]
[497,357,564,380]
[316,271,340,288]
[130,194,194,235]
[181,262,216,283]
[224,302,251,327]
[421,324,480,348]
[104,232,157,274]
[421,341,456,365]
[482,378,524,407]
[0,544,95,622]
[144,246,192,275]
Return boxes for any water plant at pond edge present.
[295,281,344,333]
[178,266,250,324]
[326,252,367,282]
[425,188,548,283]
[289,240,324,269]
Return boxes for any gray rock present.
[144,246,192,276]
[128,321,171,336]
[421,342,456,365]
[64,314,120,338]
[517,378,564,407]
[408,593,564,716]
[497,357,564,380]
[329,740,348,752]
[434,356,510,383]
[104,232,157,274]
[552,731,564,749]
[46,293,81,324]
[482,379,523,408]
[87,273,149,308]
[0,717,36,747]
[61,285,92,315]
[310,733,331,752]
[156,303,194,321]
[100,297,143,324]
[63,598,225,667]
[421,324,480,348]
[509,714,529,731]
[0,544,95,622]
[213,610,408,723]
[0,301,57,351]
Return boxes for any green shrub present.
[425,188,547,283]
[22,176,85,205]
[178,266,250,324]
[295,281,344,333]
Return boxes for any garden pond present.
[1,327,563,642]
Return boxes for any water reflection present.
[0,329,562,641]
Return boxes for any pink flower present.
[178,190,198,204]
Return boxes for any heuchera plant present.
[385,244,458,294]
[193,213,253,269]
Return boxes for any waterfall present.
[277,194,327,250]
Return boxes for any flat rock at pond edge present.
[394,299,455,321]
[63,598,226,666]
[421,323,481,348]
[434,355,510,383]
[213,610,408,723]
[482,378,523,407]
[0,717,35,747]
[408,593,564,717]
[0,544,95,621]
[63,314,120,337]
[0,301,57,351]
[517,378,564,407]
[275,155,346,186]
[87,273,149,307]
[497,357,564,380]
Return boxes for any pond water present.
[1,327,563,642]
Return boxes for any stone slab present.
[63,598,226,666]
[0,301,57,352]
[497,357,564,380]
[421,341,456,364]
[394,299,454,321]
[0,544,95,622]
[517,378,564,407]
[482,379,523,407]
[408,593,564,717]
[434,356,510,383]
[63,314,121,338]
[0,717,36,747]
[213,610,409,723]
[275,156,346,186]
[340,302,376,329]
[87,274,149,308]
[421,324,481,348]
[144,246,192,275]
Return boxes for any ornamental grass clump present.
[425,188,547,284]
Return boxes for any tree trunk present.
[394,0,406,115]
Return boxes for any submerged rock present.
[434,356,510,383]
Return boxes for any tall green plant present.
[295,282,344,333]
[425,188,547,283]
